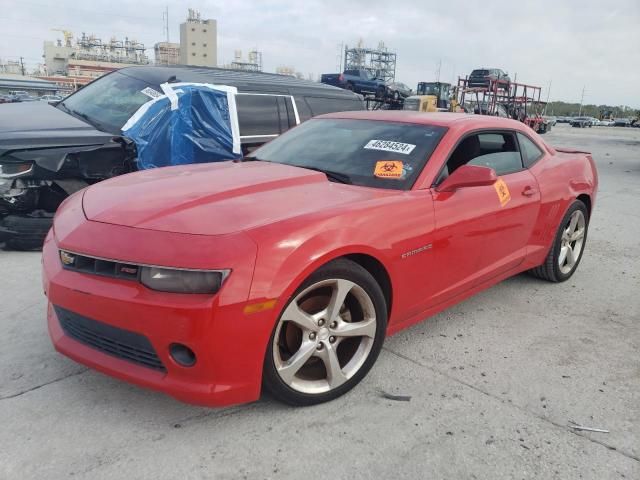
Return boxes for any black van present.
[0,66,364,249]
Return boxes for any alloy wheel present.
[272,278,377,394]
[558,210,586,274]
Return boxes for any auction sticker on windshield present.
[374,161,404,178]
[364,139,416,155]
[141,87,163,99]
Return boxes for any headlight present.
[140,267,230,294]
[0,161,33,178]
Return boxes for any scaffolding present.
[343,40,396,82]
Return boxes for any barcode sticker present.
[364,139,416,155]
[141,87,162,99]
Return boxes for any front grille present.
[59,250,140,281]
[55,306,166,372]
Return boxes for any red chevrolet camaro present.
[42,112,598,407]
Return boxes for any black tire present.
[345,82,354,91]
[263,258,387,406]
[529,200,589,282]
[1,214,52,251]
[376,86,386,100]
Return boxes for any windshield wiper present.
[297,166,352,184]
[239,157,274,163]
[242,159,352,184]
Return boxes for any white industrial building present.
[179,9,217,67]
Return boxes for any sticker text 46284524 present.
[364,140,416,155]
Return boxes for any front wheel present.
[529,200,589,282]
[263,259,387,406]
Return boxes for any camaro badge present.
[401,244,432,259]
[374,160,403,179]
[494,178,511,207]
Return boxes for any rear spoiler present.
[554,147,592,155]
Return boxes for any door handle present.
[522,186,538,197]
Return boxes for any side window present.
[236,94,280,136]
[443,132,523,179]
[304,96,364,116]
[275,97,289,132]
[517,132,544,167]
[282,96,298,128]
[293,97,312,122]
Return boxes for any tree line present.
[545,101,639,119]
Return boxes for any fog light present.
[169,343,196,367]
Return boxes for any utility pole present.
[435,59,442,83]
[161,6,170,65]
[544,79,552,115]
[165,6,170,43]
[19,57,25,76]
[578,85,585,116]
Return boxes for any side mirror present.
[436,165,497,192]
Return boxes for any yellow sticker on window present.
[374,161,404,179]
[494,178,511,206]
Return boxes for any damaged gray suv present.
[0,66,364,249]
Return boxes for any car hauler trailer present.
[456,76,551,134]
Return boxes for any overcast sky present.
[1,0,638,107]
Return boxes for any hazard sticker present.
[374,161,404,178]
[364,139,416,155]
[494,178,511,206]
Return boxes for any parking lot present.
[0,124,638,479]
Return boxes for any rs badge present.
[494,178,511,207]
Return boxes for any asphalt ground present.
[1,123,638,479]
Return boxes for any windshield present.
[58,70,159,133]
[418,83,442,96]
[247,118,447,190]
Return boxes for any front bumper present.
[43,220,278,407]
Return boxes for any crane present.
[51,29,74,47]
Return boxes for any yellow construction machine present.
[403,82,461,112]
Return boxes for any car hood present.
[0,101,115,155]
[82,161,389,236]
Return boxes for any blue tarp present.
[122,83,241,170]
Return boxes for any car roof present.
[318,110,528,129]
[118,65,358,98]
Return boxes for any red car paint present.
[43,112,598,407]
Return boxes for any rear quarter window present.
[517,132,544,167]
[304,96,365,116]
[236,94,280,136]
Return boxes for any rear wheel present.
[263,259,387,406]
[529,200,589,282]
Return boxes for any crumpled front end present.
[0,139,135,249]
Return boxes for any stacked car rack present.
[457,77,549,133]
